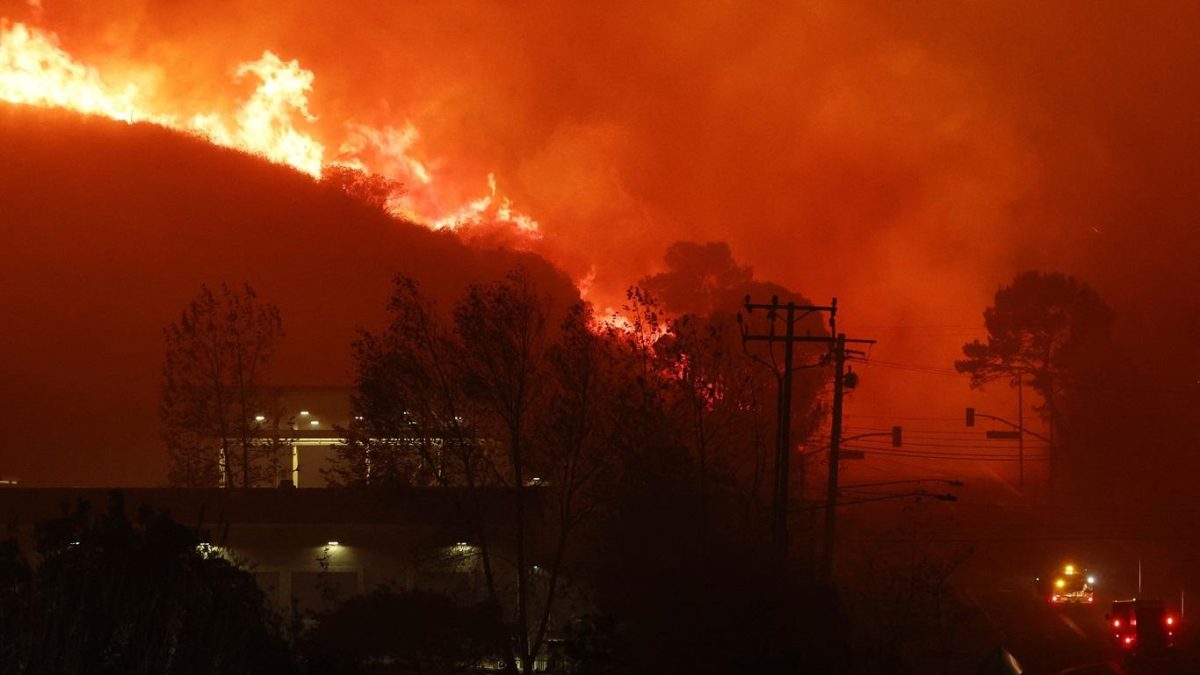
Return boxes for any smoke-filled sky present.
[10,1,1196,296]
[2,1,1199,485]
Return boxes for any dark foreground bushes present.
[0,492,292,674]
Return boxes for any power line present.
[844,414,964,422]
[848,358,960,377]
[841,445,1050,462]
[844,534,1200,543]
[812,433,1047,452]
[843,425,982,435]
[855,439,1049,451]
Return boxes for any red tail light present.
[1123,635,1135,646]
[1113,619,1121,628]
[1166,616,1176,626]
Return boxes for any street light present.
[842,427,903,446]
[837,426,902,461]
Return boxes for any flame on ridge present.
[0,21,145,123]
[191,51,324,177]
[0,20,539,236]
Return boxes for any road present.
[835,477,1200,673]
[943,481,1200,674]
[960,559,1122,674]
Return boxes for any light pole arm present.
[842,431,890,443]
[972,411,1052,444]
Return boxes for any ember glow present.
[0,20,539,236]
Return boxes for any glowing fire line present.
[0,20,539,236]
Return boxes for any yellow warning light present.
[1064,564,1076,575]
[1055,579,1066,589]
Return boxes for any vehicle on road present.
[1042,563,1096,605]
[1106,598,1178,656]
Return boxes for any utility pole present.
[1018,374,1024,487]
[740,297,874,574]
[740,297,836,558]
[825,334,847,576]
[822,333,875,577]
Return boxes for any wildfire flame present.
[190,51,324,177]
[0,21,144,123]
[432,174,540,233]
[0,20,539,236]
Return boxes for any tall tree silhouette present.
[341,269,620,675]
[160,283,284,487]
[956,271,1112,478]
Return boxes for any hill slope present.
[0,104,576,486]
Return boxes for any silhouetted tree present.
[320,165,402,213]
[955,271,1113,481]
[160,283,285,487]
[0,492,292,674]
[339,269,619,675]
[633,242,830,542]
[576,419,858,675]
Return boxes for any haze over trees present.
[160,283,285,487]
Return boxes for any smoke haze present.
[1,1,1198,485]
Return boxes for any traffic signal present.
[891,426,902,447]
[966,407,975,427]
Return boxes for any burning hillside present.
[0,20,540,239]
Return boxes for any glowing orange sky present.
[1,1,1198,486]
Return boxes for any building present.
[0,486,536,616]
[266,385,356,488]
